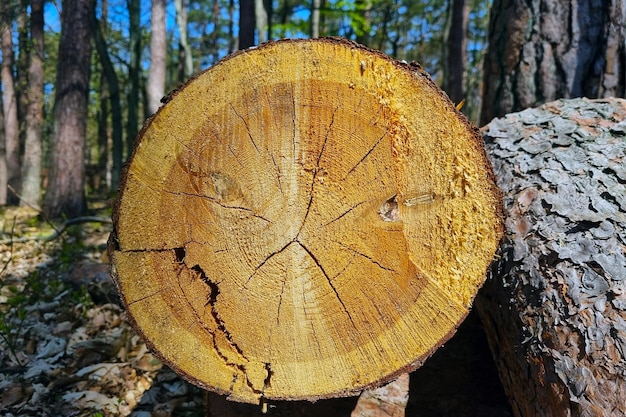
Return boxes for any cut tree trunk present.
[109,38,503,405]
[478,97,626,417]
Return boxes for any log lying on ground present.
[108,38,502,404]
[478,98,626,417]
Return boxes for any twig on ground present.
[2,185,112,245]
[0,216,113,245]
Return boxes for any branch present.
[0,216,113,245]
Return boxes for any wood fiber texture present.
[109,38,502,404]
[479,98,626,417]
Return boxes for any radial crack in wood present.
[109,38,503,404]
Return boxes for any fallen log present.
[108,38,502,405]
[478,98,626,417]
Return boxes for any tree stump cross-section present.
[109,38,503,404]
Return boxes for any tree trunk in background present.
[228,0,236,53]
[97,0,110,192]
[16,2,29,129]
[94,16,123,190]
[0,84,6,205]
[443,0,468,105]
[478,97,626,416]
[1,22,21,205]
[238,0,255,49]
[480,0,626,125]
[174,0,193,80]
[311,0,321,38]
[42,0,95,218]
[147,0,167,116]
[21,0,44,208]
[126,0,141,156]
[254,0,268,43]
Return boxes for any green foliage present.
[7,0,492,202]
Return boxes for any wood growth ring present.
[109,38,503,404]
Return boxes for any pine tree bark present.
[42,0,94,218]
[480,0,626,125]
[1,22,21,205]
[21,0,44,208]
[478,97,626,416]
[109,38,503,404]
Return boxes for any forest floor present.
[0,204,206,417]
[0,203,514,417]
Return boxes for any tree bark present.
[147,0,167,116]
[443,0,468,105]
[174,0,193,80]
[238,0,255,49]
[94,16,124,190]
[42,0,95,218]
[254,0,268,43]
[480,0,626,125]
[311,0,321,38]
[109,38,503,404]
[1,21,21,205]
[126,0,141,156]
[478,97,626,416]
[0,77,6,205]
[21,0,44,208]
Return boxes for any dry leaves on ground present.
[0,207,205,417]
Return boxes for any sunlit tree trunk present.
[174,0,193,80]
[255,0,268,43]
[443,0,468,105]
[43,0,95,218]
[126,0,141,156]
[311,0,321,38]
[238,0,255,49]
[21,0,44,208]
[147,0,167,116]
[1,21,21,205]
[480,0,626,125]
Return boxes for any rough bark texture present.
[109,38,503,404]
[21,0,44,208]
[478,97,626,417]
[42,0,94,218]
[1,23,20,205]
[480,0,626,125]
[146,0,167,115]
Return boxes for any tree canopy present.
[0,0,623,213]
